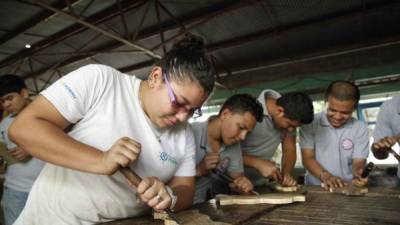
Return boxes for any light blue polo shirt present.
[0,115,44,193]
[300,112,369,185]
[241,90,293,184]
[190,119,243,204]
[372,96,400,178]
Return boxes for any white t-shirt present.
[15,64,196,225]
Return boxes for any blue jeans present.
[1,187,29,225]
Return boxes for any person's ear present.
[20,88,29,99]
[276,106,285,118]
[220,108,232,121]
[148,66,164,88]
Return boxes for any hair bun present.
[172,33,205,54]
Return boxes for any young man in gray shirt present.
[0,75,44,225]
[192,94,263,204]
[241,90,314,187]
[300,81,369,189]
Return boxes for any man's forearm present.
[352,159,366,177]
[281,135,297,175]
[171,185,195,212]
[243,154,260,169]
[281,150,296,175]
[304,158,327,181]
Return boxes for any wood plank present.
[214,193,306,206]
[308,185,400,198]
[242,189,400,225]
[320,183,368,196]
[328,186,368,196]
[271,183,302,192]
[99,186,400,225]
[154,210,231,225]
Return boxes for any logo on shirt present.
[62,82,77,99]
[341,138,354,150]
[158,151,178,166]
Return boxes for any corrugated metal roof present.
[0,0,399,102]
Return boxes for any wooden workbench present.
[100,186,400,225]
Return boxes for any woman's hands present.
[102,137,141,174]
[136,177,172,211]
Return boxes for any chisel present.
[388,148,400,162]
[211,166,260,196]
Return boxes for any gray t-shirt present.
[300,112,369,185]
[372,96,400,178]
[0,115,44,192]
[241,89,283,160]
[241,90,293,184]
[191,120,243,204]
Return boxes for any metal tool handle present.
[119,166,181,224]
[388,148,400,162]
[212,168,234,183]
[212,169,259,195]
[361,162,374,178]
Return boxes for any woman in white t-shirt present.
[9,34,216,225]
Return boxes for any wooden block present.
[154,209,231,225]
[320,183,368,196]
[272,183,302,192]
[215,193,305,206]
[153,211,169,220]
[329,186,368,196]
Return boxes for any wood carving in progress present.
[272,183,302,192]
[321,183,368,196]
[328,186,368,196]
[214,193,306,206]
[154,210,231,225]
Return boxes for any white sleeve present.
[174,125,196,176]
[352,122,370,159]
[373,101,394,142]
[41,64,113,123]
[299,123,315,150]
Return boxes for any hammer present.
[119,167,181,224]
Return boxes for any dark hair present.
[156,34,215,95]
[276,92,314,124]
[325,80,360,105]
[219,94,264,122]
[0,74,26,97]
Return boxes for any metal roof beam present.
[34,0,161,59]
[0,0,80,46]
[207,0,399,52]
[0,0,147,68]
[119,0,400,75]
[22,0,259,79]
